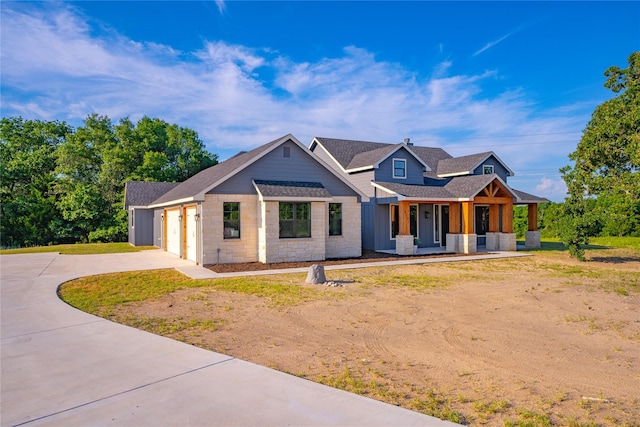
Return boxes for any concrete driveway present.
[1,250,457,426]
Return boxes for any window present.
[223,202,240,239]
[483,164,494,174]
[279,202,311,238]
[329,203,342,236]
[393,159,406,179]
[283,146,291,158]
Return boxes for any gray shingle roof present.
[253,180,332,199]
[436,152,494,176]
[313,137,451,173]
[373,174,519,200]
[312,137,392,170]
[409,146,453,177]
[512,189,549,203]
[150,135,290,206]
[124,181,180,208]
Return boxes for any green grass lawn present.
[519,236,640,252]
[0,242,157,255]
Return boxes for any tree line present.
[1,114,218,248]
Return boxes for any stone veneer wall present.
[259,200,326,263]
[201,194,259,265]
[325,197,362,259]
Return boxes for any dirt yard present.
[113,249,640,426]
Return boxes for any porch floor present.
[375,246,480,256]
[376,245,529,256]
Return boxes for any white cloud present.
[535,177,568,201]
[0,4,590,199]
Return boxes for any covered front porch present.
[383,178,543,256]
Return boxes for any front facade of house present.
[125,135,363,265]
[309,137,547,255]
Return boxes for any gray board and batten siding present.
[211,140,360,198]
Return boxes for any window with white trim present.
[393,158,407,179]
[483,164,494,174]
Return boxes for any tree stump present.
[305,264,326,284]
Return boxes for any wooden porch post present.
[528,203,538,231]
[448,203,460,234]
[489,204,500,233]
[502,200,514,233]
[399,201,411,235]
[462,202,473,234]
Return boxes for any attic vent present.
[404,138,413,146]
[283,146,291,158]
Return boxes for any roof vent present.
[404,138,412,146]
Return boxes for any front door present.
[475,205,489,247]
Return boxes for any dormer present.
[436,151,514,182]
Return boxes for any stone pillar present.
[485,232,500,251]
[526,231,541,248]
[460,234,477,253]
[446,233,459,253]
[499,233,517,251]
[396,234,414,255]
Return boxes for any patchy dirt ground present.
[115,249,640,426]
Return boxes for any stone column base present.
[499,233,517,251]
[460,234,477,253]
[486,232,500,251]
[525,231,541,248]
[446,234,458,253]
[396,234,414,255]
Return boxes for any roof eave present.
[148,196,198,209]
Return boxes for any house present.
[309,137,547,255]
[124,134,364,265]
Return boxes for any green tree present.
[54,114,115,242]
[0,117,71,247]
[3,114,217,246]
[561,51,640,259]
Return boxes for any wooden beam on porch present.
[502,200,514,233]
[489,204,500,233]
[528,203,538,232]
[473,196,513,205]
[448,203,460,234]
[399,200,411,235]
[462,201,473,234]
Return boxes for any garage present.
[165,208,181,257]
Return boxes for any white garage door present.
[165,208,181,257]
[185,206,197,262]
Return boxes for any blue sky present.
[1,1,638,201]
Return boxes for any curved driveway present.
[1,250,459,426]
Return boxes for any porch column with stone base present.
[396,234,415,255]
[485,232,500,251]
[446,234,458,253]
[499,233,517,251]
[460,234,477,254]
[525,231,541,248]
